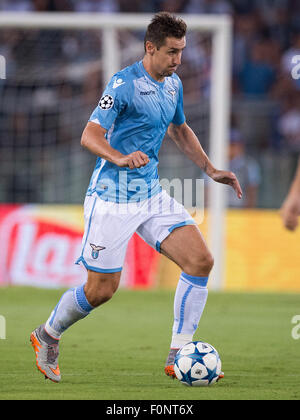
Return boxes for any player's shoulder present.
[171,72,182,83]
[108,62,140,92]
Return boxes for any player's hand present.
[115,151,150,169]
[210,169,243,199]
[280,197,300,231]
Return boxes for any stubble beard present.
[160,69,175,78]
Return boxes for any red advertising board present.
[0,204,159,289]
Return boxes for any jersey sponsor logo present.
[113,78,125,89]
[99,95,114,110]
[140,90,156,96]
[90,243,106,259]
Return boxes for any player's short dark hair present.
[144,12,187,52]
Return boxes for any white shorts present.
[76,190,196,273]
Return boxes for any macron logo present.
[113,78,125,89]
[140,90,156,96]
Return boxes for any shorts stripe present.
[81,196,97,258]
[154,220,196,254]
[168,220,196,233]
[76,256,122,273]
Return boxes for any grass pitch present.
[0,286,299,400]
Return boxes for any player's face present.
[148,37,186,79]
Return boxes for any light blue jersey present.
[87,60,186,203]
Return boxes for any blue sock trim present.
[75,284,94,313]
[49,303,59,327]
[177,285,193,334]
[49,288,74,327]
[181,272,209,288]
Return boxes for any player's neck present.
[142,57,165,83]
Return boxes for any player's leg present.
[45,270,121,339]
[160,224,213,276]
[84,269,121,306]
[136,191,215,378]
[30,270,121,382]
[30,193,139,382]
[160,224,213,374]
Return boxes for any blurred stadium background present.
[0,0,300,293]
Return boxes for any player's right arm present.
[81,121,149,169]
[81,73,149,169]
[280,157,300,231]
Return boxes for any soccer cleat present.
[30,325,61,383]
[164,348,179,378]
[164,348,225,381]
[217,371,225,381]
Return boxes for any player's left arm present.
[168,122,243,199]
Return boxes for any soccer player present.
[30,12,242,383]
[280,157,300,231]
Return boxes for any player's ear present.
[145,40,156,56]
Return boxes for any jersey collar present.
[139,60,165,88]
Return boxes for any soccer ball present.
[174,341,221,387]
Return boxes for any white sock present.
[170,272,208,349]
[45,284,94,340]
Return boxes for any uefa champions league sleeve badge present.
[98,95,114,110]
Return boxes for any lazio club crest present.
[90,243,106,260]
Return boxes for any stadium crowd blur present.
[0,0,299,207]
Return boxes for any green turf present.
[0,286,299,400]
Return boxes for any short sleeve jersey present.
[87,60,186,203]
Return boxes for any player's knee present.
[201,252,214,274]
[87,289,114,307]
[84,284,115,308]
[97,291,114,307]
[184,251,214,276]
[85,271,120,308]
